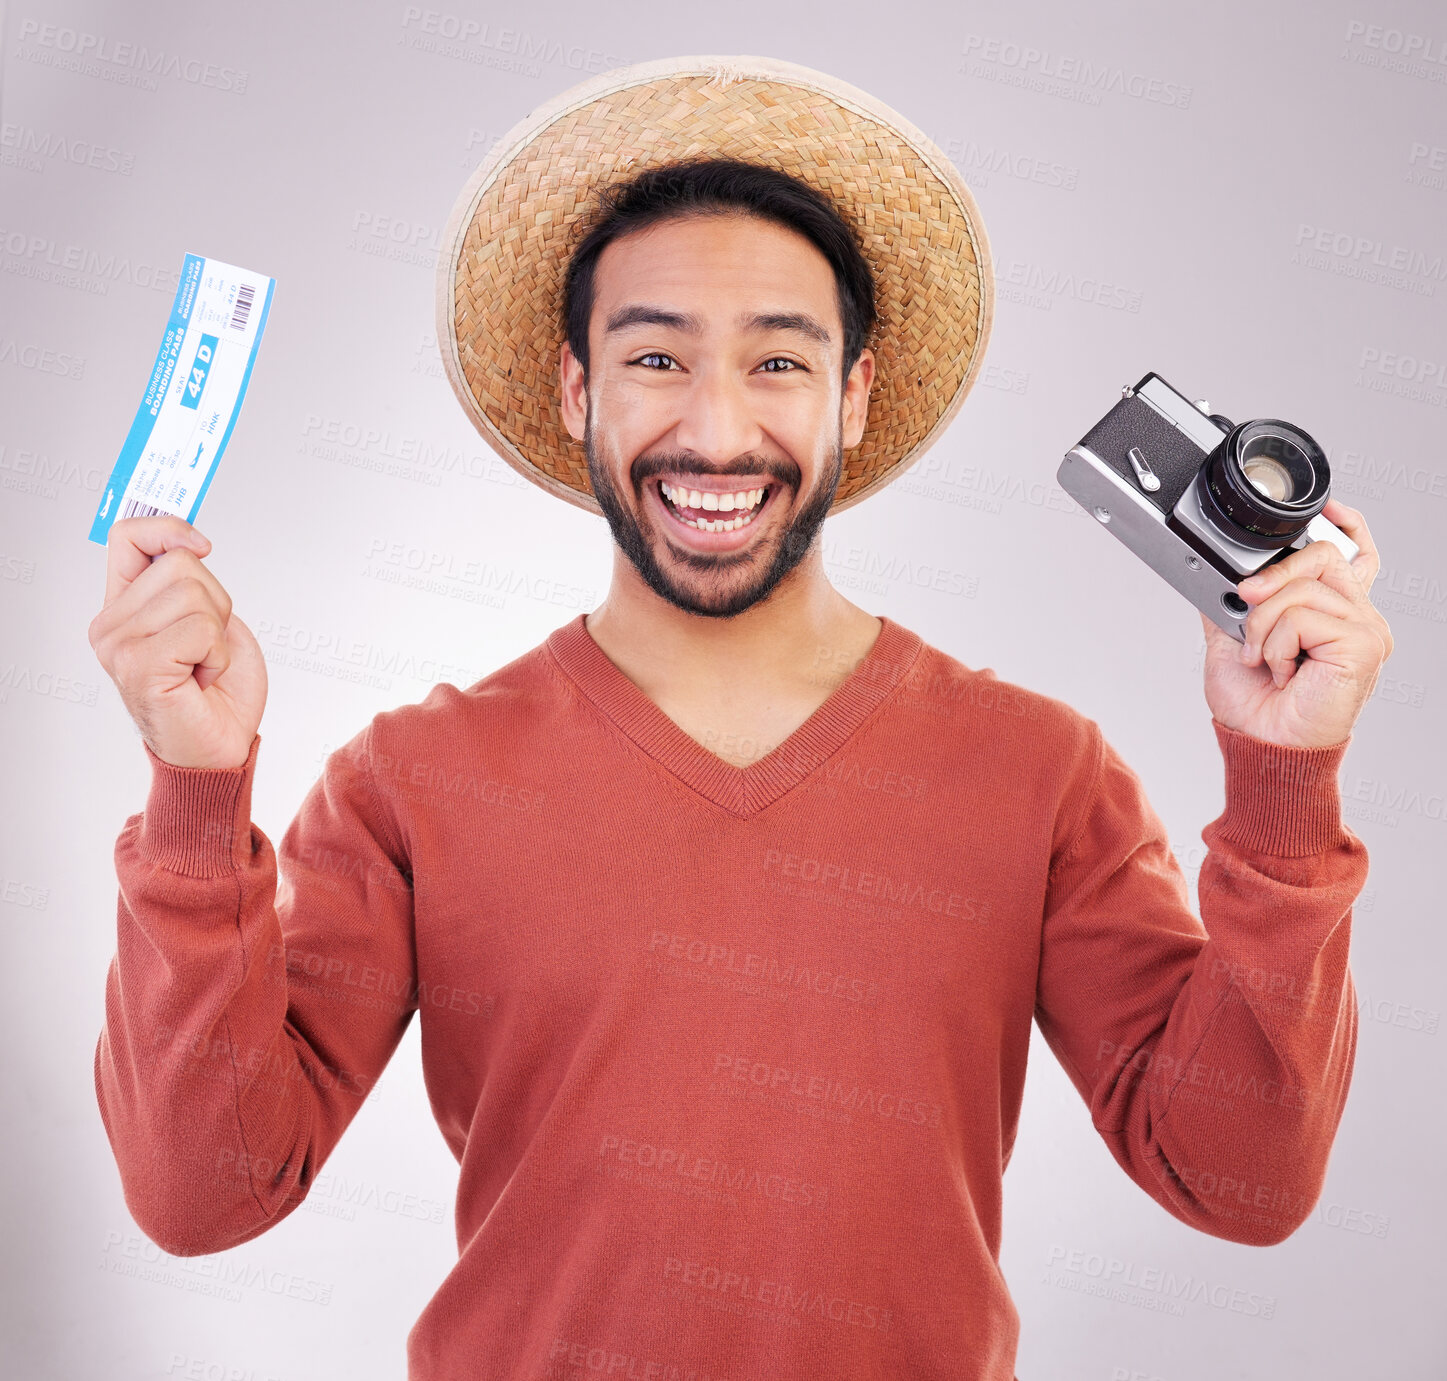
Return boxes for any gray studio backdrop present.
[3,1,1444,1377]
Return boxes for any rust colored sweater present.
[94,613,1368,1380]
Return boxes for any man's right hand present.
[89,515,267,769]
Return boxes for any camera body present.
[1057,372,1359,641]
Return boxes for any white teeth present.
[659,479,771,533]
[660,481,766,516]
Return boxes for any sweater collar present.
[545,612,924,819]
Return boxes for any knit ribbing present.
[1210,717,1351,857]
[137,733,260,877]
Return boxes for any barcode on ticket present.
[229,282,256,332]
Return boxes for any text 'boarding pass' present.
[88,252,274,546]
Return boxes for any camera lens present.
[1240,433,1311,502]
[1195,419,1330,549]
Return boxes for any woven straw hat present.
[435,54,993,515]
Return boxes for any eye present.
[630,352,679,371]
[759,357,805,373]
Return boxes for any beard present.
[584,401,843,619]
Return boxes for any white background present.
[2,1,1444,1377]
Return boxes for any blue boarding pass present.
[88,252,274,545]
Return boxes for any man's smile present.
[646,474,785,550]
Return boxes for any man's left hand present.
[1199,498,1394,749]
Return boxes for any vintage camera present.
[1057,372,1359,641]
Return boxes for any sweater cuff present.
[136,733,261,878]
[1209,716,1350,857]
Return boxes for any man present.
[89,57,1392,1381]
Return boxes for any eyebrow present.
[602,304,833,347]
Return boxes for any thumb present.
[1199,609,1238,652]
[104,516,211,607]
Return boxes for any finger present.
[1240,576,1360,661]
[92,546,233,648]
[103,516,211,608]
[125,610,232,691]
[1319,497,1382,594]
[1237,538,1366,612]
[1259,605,1369,686]
[160,610,232,681]
[102,575,229,650]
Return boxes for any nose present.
[671,365,765,469]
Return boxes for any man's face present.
[559,212,874,619]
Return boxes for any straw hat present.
[435,54,993,515]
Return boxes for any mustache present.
[631,452,800,490]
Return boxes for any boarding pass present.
[88,252,274,545]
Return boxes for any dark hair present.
[562,156,877,386]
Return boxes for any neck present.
[583,545,882,705]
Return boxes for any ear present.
[559,340,586,441]
[841,347,875,449]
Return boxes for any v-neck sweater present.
[94,611,1369,1381]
